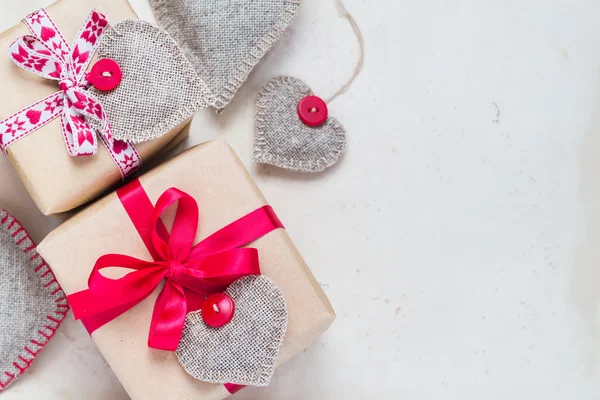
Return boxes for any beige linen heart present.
[253,76,347,172]
[150,0,301,111]
[90,20,214,143]
[175,275,287,387]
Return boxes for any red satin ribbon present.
[68,178,283,351]
[224,383,245,394]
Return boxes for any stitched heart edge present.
[93,19,215,143]
[175,276,288,386]
[253,76,347,172]
[0,210,68,393]
[150,0,301,111]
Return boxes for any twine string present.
[325,0,365,104]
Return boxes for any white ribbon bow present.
[0,9,140,177]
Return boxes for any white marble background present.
[1,0,600,398]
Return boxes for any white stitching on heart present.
[92,19,215,143]
[150,0,301,111]
[175,276,288,386]
[253,76,347,172]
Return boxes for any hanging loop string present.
[325,0,365,104]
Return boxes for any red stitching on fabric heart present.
[0,211,68,393]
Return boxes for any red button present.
[90,59,122,91]
[298,95,328,127]
[202,293,235,328]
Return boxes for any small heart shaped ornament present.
[0,210,68,392]
[253,76,347,172]
[150,0,301,111]
[90,20,214,143]
[175,275,287,386]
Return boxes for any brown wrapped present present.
[38,140,336,400]
[0,0,209,215]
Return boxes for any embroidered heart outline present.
[90,19,215,143]
[253,76,347,172]
[175,275,288,387]
[150,0,301,111]
[0,210,68,393]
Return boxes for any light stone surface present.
[1,0,600,399]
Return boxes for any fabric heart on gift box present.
[253,76,347,172]
[0,210,68,392]
[149,0,301,111]
[89,20,214,143]
[176,275,288,387]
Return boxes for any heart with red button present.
[176,275,287,386]
[89,19,215,144]
[253,76,347,173]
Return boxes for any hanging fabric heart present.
[89,20,214,143]
[253,0,364,172]
[253,76,347,172]
[149,0,301,111]
[175,275,288,387]
[252,0,363,173]
[0,210,68,392]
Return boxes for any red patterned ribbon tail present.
[0,93,63,153]
[1,29,67,152]
[22,9,70,62]
[63,87,116,156]
[69,9,108,81]
[65,8,141,175]
[8,35,66,80]
[61,91,98,156]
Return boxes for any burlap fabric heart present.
[150,0,301,111]
[253,76,347,172]
[90,20,214,143]
[0,210,68,392]
[175,275,287,386]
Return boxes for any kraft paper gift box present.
[0,0,193,215]
[38,140,336,400]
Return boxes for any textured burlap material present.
[176,276,287,387]
[253,76,347,172]
[0,210,67,392]
[90,19,214,143]
[149,0,301,111]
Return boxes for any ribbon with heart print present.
[67,178,284,352]
[0,9,141,177]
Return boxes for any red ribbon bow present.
[68,179,283,351]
